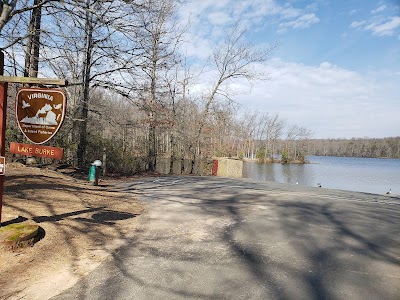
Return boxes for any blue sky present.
[179,0,400,139]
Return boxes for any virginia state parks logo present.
[16,88,66,144]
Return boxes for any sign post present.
[0,51,7,225]
[0,49,67,225]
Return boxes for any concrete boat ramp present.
[53,176,400,300]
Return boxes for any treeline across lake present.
[307,137,400,159]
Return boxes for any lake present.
[242,156,400,196]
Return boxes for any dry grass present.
[0,163,144,300]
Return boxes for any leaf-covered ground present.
[0,163,144,300]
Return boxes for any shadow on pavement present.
[52,176,400,300]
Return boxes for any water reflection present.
[242,156,400,195]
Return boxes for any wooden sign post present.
[0,50,67,225]
[0,51,7,225]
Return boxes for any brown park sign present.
[16,87,66,144]
[10,142,64,160]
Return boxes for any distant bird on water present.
[386,188,391,195]
[317,183,322,188]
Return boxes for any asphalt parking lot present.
[53,176,400,300]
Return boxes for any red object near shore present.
[212,159,218,176]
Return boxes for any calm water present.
[242,156,400,196]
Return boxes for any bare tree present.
[132,0,184,171]
[282,125,312,163]
[264,113,285,162]
[0,0,56,36]
[195,24,277,159]
[161,59,198,173]
[23,0,41,77]
[40,0,140,166]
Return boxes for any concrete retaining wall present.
[215,158,243,178]
[155,158,212,176]
[155,158,171,174]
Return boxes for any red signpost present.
[0,51,7,225]
[0,50,67,225]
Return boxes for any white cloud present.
[179,0,321,59]
[365,16,400,36]
[350,20,366,29]
[278,13,320,32]
[181,36,214,60]
[348,9,358,16]
[371,5,386,14]
[280,6,302,19]
[350,3,400,37]
[208,12,232,26]
[319,61,332,69]
[232,59,400,138]
[177,1,399,138]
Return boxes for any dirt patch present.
[0,163,144,300]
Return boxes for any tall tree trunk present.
[77,0,93,167]
[148,58,157,171]
[148,115,156,170]
[24,0,41,78]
